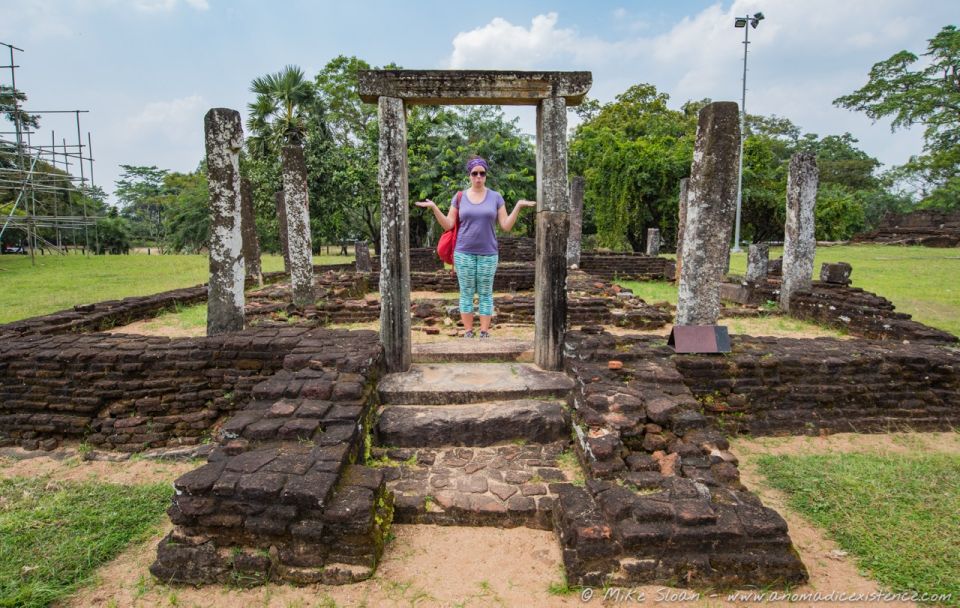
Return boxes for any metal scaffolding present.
[1,41,101,265]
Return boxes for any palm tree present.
[247,66,317,307]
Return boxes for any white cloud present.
[132,0,208,12]
[448,2,947,168]
[122,94,206,145]
[449,13,589,69]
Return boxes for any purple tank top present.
[452,189,504,255]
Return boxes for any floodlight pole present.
[732,16,752,253]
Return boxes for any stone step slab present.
[376,400,570,447]
[377,362,574,405]
[373,442,575,530]
[411,339,533,363]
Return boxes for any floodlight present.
[731,11,767,252]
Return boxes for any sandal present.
[462,330,475,339]
[479,331,491,339]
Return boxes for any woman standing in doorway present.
[415,156,536,338]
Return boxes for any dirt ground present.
[4,432,956,607]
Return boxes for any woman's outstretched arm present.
[414,199,458,231]
[498,199,537,232]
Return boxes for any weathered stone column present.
[676,102,741,326]
[745,243,769,283]
[281,145,315,307]
[355,240,372,272]
[535,95,569,371]
[645,228,660,256]
[274,191,290,273]
[780,153,819,311]
[567,176,585,267]
[204,108,245,336]
[675,177,689,283]
[240,177,263,287]
[378,97,412,373]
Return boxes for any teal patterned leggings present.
[454,252,498,316]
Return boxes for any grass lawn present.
[0,252,353,324]
[621,244,960,337]
[758,452,960,606]
[731,244,960,337]
[0,476,173,608]
[2,245,957,336]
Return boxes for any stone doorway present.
[358,70,592,372]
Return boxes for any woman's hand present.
[414,199,436,209]
[516,199,537,209]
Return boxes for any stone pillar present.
[745,243,769,283]
[676,102,741,326]
[274,191,290,273]
[378,97,412,373]
[240,177,263,287]
[780,153,819,312]
[281,144,315,307]
[535,95,569,371]
[204,108,245,336]
[675,177,689,283]
[645,228,660,256]
[355,239,372,272]
[567,175,585,267]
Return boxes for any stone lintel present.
[358,70,592,106]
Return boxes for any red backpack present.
[436,191,462,266]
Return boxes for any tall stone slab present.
[355,240,372,273]
[281,145,315,307]
[535,95,569,370]
[378,97,412,373]
[240,178,263,287]
[676,102,741,326]
[675,177,689,283]
[780,153,819,312]
[274,191,290,273]
[204,108,245,336]
[567,176,585,267]
[645,228,660,256]
[745,243,769,283]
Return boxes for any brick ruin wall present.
[674,335,960,436]
[500,236,674,279]
[559,329,807,587]
[853,209,960,247]
[556,328,960,587]
[0,327,310,451]
[151,329,393,586]
[721,279,958,344]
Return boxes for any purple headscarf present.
[466,157,489,174]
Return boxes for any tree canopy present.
[834,24,960,209]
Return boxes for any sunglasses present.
[470,171,486,177]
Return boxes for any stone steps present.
[374,443,574,530]
[377,362,574,405]
[376,399,570,447]
[411,339,533,363]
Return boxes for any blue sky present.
[3,1,956,202]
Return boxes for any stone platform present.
[377,399,569,447]
[411,339,533,363]
[377,362,574,405]
[375,442,572,530]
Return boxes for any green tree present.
[570,84,696,251]
[162,169,210,253]
[834,25,960,209]
[248,65,323,258]
[114,165,169,247]
[95,209,132,254]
